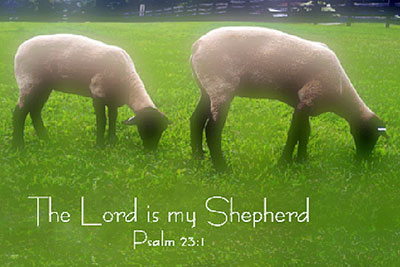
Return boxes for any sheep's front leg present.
[190,94,211,158]
[205,101,230,171]
[93,99,106,147]
[107,104,118,144]
[279,106,310,164]
[296,108,310,162]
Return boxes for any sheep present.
[190,26,386,171]
[12,34,169,150]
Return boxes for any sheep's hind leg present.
[12,103,29,148]
[107,104,118,144]
[206,100,231,172]
[30,89,51,141]
[93,99,106,147]
[190,94,210,158]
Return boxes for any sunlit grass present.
[0,22,399,265]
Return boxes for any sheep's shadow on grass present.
[204,149,393,183]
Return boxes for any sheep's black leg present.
[296,112,310,162]
[279,109,301,163]
[12,104,29,148]
[205,102,230,171]
[279,106,310,164]
[93,99,106,147]
[30,90,51,140]
[107,104,118,144]
[190,94,211,158]
[279,111,299,164]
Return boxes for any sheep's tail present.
[189,39,201,70]
[191,39,201,55]
[189,42,207,96]
[190,57,201,91]
[189,40,199,82]
[189,54,193,68]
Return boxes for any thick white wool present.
[15,34,155,112]
[191,27,373,121]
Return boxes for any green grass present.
[0,21,399,265]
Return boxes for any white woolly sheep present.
[190,26,386,170]
[13,34,169,150]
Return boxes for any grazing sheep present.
[190,26,386,171]
[12,34,169,150]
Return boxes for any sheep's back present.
[14,34,132,90]
[192,27,344,97]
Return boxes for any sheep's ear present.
[122,116,138,126]
[159,113,172,126]
[378,127,388,138]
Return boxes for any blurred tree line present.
[0,0,187,18]
[0,0,397,20]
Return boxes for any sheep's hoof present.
[39,135,50,142]
[37,129,49,141]
[108,135,118,146]
[277,156,293,166]
[192,149,205,160]
[212,159,229,172]
[295,155,308,163]
[12,141,24,150]
[214,164,230,173]
[95,140,105,149]
[12,136,25,149]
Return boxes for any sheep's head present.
[350,114,386,159]
[123,107,170,151]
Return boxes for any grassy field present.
[0,21,399,265]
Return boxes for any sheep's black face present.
[137,119,167,151]
[351,115,386,159]
[123,108,169,151]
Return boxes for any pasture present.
[0,21,399,265]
